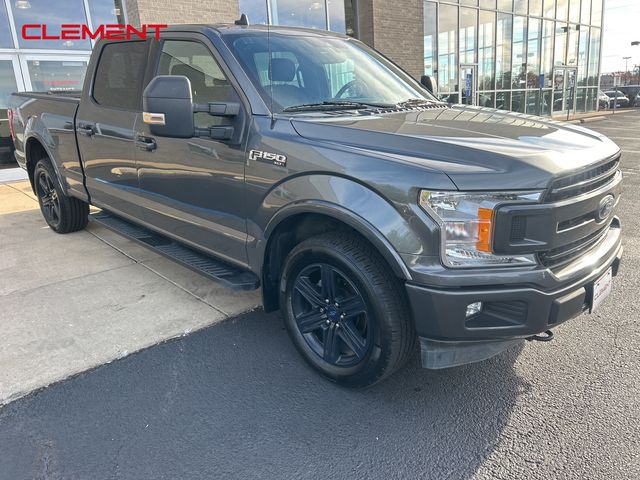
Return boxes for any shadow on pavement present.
[0,310,529,479]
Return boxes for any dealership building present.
[0,0,605,161]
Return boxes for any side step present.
[89,211,260,291]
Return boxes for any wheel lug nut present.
[325,320,330,325]
[325,299,330,304]
[320,308,324,313]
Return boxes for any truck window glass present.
[224,33,433,111]
[157,40,239,128]
[93,41,147,110]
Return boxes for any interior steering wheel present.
[335,79,367,99]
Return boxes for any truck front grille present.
[545,156,620,202]
[538,223,611,268]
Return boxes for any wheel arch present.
[260,202,413,312]
[24,134,65,194]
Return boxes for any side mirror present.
[143,75,194,138]
[420,75,438,95]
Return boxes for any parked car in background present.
[0,109,15,165]
[605,91,630,108]
[598,90,611,109]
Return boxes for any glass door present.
[459,64,477,106]
[552,67,577,116]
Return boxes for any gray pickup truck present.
[8,23,623,387]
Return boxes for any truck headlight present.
[419,190,542,268]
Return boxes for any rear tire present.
[280,232,416,387]
[34,158,88,233]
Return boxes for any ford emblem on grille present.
[597,194,615,221]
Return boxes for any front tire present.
[280,232,416,387]
[34,159,89,233]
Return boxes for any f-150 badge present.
[249,149,287,167]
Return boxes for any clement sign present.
[21,24,169,41]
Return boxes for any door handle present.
[77,124,95,137]
[135,135,157,152]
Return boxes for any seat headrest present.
[269,58,296,82]
[171,64,206,90]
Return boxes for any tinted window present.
[157,40,238,128]
[93,41,147,110]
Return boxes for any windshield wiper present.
[395,98,442,108]
[282,100,393,112]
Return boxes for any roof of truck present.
[162,23,348,39]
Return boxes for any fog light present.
[466,302,483,317]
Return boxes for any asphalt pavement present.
[1,110,639,480]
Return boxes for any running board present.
[89,211,260,291]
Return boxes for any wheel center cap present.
[326,306,338,320]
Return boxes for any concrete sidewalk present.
[0,181,260,405]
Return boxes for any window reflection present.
[87,0,126,27]
[581,0,591,24]
[530,0,543,17]
[0,61,19,109]
[567,24,579,66]
[511,16,526,88]
[527,18,540,88]
[496,13,512,89]
[577,27,588,85]
[541,20,554,87]
[556,0,568,21]
[591,0,602,26]
[587,27,600,86]
[460,8,477,65]
[438,3,458,94]
[13,0,91,50]
[424,1,437,76]
[514,0,527,15]
[0,2,13,48]
[543,0,556,18]
[239,0,269,24]
[569,0,580,23]
[27,59,87,92]
[554,22,567,66]
[478,10,495,90]
[271,0,327,30]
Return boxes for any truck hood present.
[291,105,621,190]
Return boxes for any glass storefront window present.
[527,18,540,88]
[541,89,552,115]
[498,0,513,12]
[461,0,478,6]
[543,0,556,18]
[478,10,495,90]
[580,0,591,24]
[554,22,567,66]
[526,89,542,114]
[591,0,602,26]
[478,91,495,108]
[567,24,579,66]
[0,2,13,48]
[327,0,346,33]
[343,0,356,36]
[87,0,126,27]
[541,20,554,87]
[459,8,477,65]
[576,26,588,85]
[424,1,437,76]
[496,91,511,110]
[514,0,527,15]
[511,16,526,89]
[569,0,580,23]
[271,0,327,30]
[576,87,587,112]
[13,0,91,50]
[556,0,568,21]
[511,90,526,112]
[438,3,458,94]
[26,59,88,92]
[587,27,600,86]
[529,0,543,17]
[496,13,512,89]
[238,0,269,24]
[0,60,19,109]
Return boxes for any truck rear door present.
[76,40,149,219]
[135,34,249,266]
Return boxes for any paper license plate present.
[591,267,613,313]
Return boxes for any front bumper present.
[407,227,623,368]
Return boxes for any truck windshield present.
[223,31,437,113]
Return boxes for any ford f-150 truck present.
[8,23,623,387]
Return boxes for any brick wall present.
[369,0,424,79]
[126,0,240,27]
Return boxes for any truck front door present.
[76,40,149,219]
[135,35,249,266]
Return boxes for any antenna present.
[235,13,249,26]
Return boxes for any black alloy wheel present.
[36,166,61,228]
[281,232,416,387]
[291,263,372,367]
